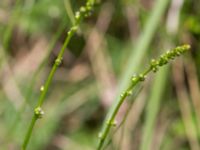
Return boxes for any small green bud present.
[182,44,190,51]
[166,50,171,56]
[80,6,86,13]
[86,1,92,7]
[86,5,92,11]
[139,74,145,81]
[120,92,125,98]
[84,9,92,18]
[55,58,62,66]
[167,51,175,59]
[106,119,117,127]
[71,26,78,32]
[152,67,158,73]
[75,11,81,20]
[131,74,138,83]
[126,90,132,96]
[150,59,158,66]
[68,26,78,35]
[34,107,44,119]
[150,59,158,73]
[175,51,181,56]
[158,55,168,66]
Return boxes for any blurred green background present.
[0,0,200,150]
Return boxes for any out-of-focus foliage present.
[0,0,200,150]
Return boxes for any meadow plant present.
[22,0,97,149]
[97,44,191,150]
[20,0,191,149]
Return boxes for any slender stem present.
[22,115,37,150]
[5,22,66,143]
[97,45,190,150]
[22,1,97,149]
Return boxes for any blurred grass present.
[141,66,169,150]
[0,0,200,150]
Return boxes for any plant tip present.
[183,44,191,50]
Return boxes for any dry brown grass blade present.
[172,59,200,150]
[150,111,171,150]
[184,56,200,134]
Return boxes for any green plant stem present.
[98,0,170,147]
[22,0,97,149]
[118,0,170,93]
[6,21,67,142]
[97,45,190,150]
[104,86,143,150]
[22,116,37,150]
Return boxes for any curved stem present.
[22,115,37,150]
[97,45,190,150]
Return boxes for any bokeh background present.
[0,0,200,150]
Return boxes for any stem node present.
[34,107,44,119]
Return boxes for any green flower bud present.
[34,107,44,119]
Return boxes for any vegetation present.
[0,0,200,150]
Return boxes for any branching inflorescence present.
[97,44,190,150]
[22,0,97,149]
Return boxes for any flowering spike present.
[97,44,190,150]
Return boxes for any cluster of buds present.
[150,44,190,72]
[97,44,190,148]
[75,0,96,21]
[124,44,190,98]
[34,107,44,119]
[68,0,96,36]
